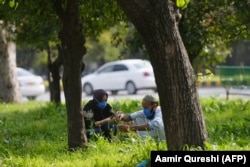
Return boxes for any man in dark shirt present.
[83,89,117,141]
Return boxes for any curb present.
[196,80,222,87]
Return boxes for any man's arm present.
[116,111,133,122]
[118,123,149,132]
[95,117,115,126]
[130,124,149,131]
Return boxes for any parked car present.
[16,67,46,99]
[81,59,157,95]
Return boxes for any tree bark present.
[53,0,87,150]
[0,21,22,103]
[117,0,208,150]
[48,44,62,104]
[47,43,53,102]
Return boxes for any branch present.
[55,44,63,66]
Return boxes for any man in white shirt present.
[116,95,166,142]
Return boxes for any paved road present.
[22,87,250,102]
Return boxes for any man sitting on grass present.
[116,95,166,142]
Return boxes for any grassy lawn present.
[0,97,250,166]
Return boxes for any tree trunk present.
[117,0,208,150]
[47,43,53,102]
[0,21,22,103]
[53,0,87,150]
[48,44,62,104]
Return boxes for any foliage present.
[83,31,122,69]
[179,0,250,72]
[193,38,231,73]
[1,0,126,47]
[0,0,127,73]
[110,0,250,72]
[196,69,214,82]
[2,0,250,71]
[0,98,250,166]
[111,99,142,113]
[79,0,126,39]
[111,23,148,60]
[0,0,60,49]
[201,97,250,147]
[176,0,190,9]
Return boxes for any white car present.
[81,59,157,95]
[16,67,46,99]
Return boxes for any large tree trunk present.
[53,0,87,150]
[0,21,22,103]
[118,0,208,150]
[48,44,62,104]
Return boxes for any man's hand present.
[118,125,136,132]
[95,117,113,126]
[115,111,124,121]
[95,121,101,126]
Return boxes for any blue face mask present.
[143,108,153,118]
[98,101,107,109]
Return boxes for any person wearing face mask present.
[82,89,117,141]
[116,95,166,142]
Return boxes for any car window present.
[133,61,152,69]
[16,68,34,77]
[97,65,114,74]
[113,64,128,72]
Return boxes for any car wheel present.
[111,90,118,95]
[83,83,93,96]
[126,81,137,94]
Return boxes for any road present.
[22,87,250,102]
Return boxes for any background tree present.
[0,0,62,103]
[1,0,125,104]
[1,0,125,150]
[83,31,123,70]
[118,0,208,150]
[51,0,125,150]
[14,1,62,103]
[51,0,88,150]
[111,23,147,59]
[0,21,22,102]
[0,2,22,103]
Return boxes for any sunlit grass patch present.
[1,97,250,166]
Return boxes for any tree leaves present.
[176,0,190,9]
[5,0,18,9]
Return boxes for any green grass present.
[200,97,250,148]
[0,98,250,166]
